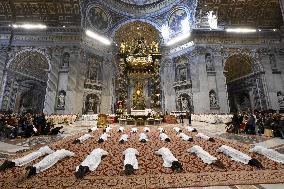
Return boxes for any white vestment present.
[131,128,138,133]
[119,134,129,142]
[99,133,109,141]
[178,133,192,141]
[143,127,150,132]
[118,127,125,132]
[156,147,178,167]
[123,148,139,170]
[77,134,92,143]
[196,133,211,141]
[187,126,196,132]
[159,133,170,141]
[89,127,98,132]
[76,148,108,171]
[139,133,148,141]
[250,146,284,164]
[33,149,75,173]
[13,146,54,166]
[217,145,251,164]
[173,127,182,133]
[158,127,165,133]
[105,127,112,133]
[189,145,217,164]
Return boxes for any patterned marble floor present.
[1,120,284,188]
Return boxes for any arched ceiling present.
[224,54,253,83]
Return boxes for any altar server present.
[73,133,93,144]
[159,132,171,142]
[98,133,110,143]
[189,145,224,169]
[187,126,197,132]
[173,127,182,133]
[74,148,108,179]
[217,145,263,169]
[119,134,129,144]
[250,146,284,164]
[88,126,98,133]
[139,133,148,143]
[178,132,193,142]
[0,146,54,172]
[196,133,215,142]
[123,148,139,175]
[131,127,138,133]
[118,127,125,132]
[155,147,182,172]
[158,127,165,133]
[143,127,150,132]
[26,149,75,177]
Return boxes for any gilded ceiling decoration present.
[115,21,160,45]
[224,54,253,83]
[197,0,283,28]
[8,51,49,82]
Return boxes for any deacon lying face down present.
[187,126,197,132]
[119,134,129,144]
[75,148,108,179]
[178,133,193,142]
[173,127,182,133]
[250,146,284,164]
[73,133,93,144]
[103,126,112,133]
[196,133,215,142]
[155,147,182,172]
[88,126,98,133]
[118,127,125,133]
[188,145,224,169]
[123,148,139,175]
[98,133,109,143]
[26,149,75,178]
[143,127,150,132]
[159,132,171,142]
[217,145,263,169]
[0,146,54,172]
[139,133,149,143]
[158,127,165,133]
[130,128,138,133]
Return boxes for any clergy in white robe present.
[88,126,98,133]
[118,127,125,132]
[103,127,112,133]
[0,146,54,172]
[250,146,284,164]
[123,148,139,175]
[75,148,108,179]
[143,127,150,132]
[189,145,224,168]
[173,127,182,133]
[187,126,197,132]
[131,128,138,133]
[155,147,182,172]
[196,133,215,142]
[159,133,171,142]
[178,133,193,141]
[217,145,263,169]
[158,127,165,133]
[26,149,75,177]
[73,134,93,144]
[139,133,148,143]
[119,134,129,143]
[98,133,109,143]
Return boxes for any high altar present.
[115,36,162,115]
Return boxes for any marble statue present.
[57,91,66,109]
[62,52,70,67]
[181,97,189,111]
[209,91,218,107]
[207,11,218,29]
[269,54,277,69]
[277,91,284,107]
[205,53,214,71]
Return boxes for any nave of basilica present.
[0,0,284,189]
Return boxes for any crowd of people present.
[0,112,79,139]
[227,111,284,138]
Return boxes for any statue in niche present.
[277,91,284,107]
[87,97,95,111]
[179,67,187,81]
[269,54,277,69]
[209,90,218,108]
[205,53,214,71]
[89,66,98,81]
[62,52,70,68]
[178,94,190,111]
[57,90,66,109]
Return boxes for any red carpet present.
[1,126,284,188]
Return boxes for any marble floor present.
[1,120,284,188]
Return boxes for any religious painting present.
[87,5,110,32]
[168,8,189,33]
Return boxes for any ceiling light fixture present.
[85,30,112,45]
[166,32,191,46]
[12,23,47,29]
[226,28,256,33]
